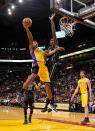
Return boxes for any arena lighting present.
[77,43,86,48]
[9,70,12,73]
[18,0,23,3]
[11,5,15,10]
[8,8,11,12]
[19,48,26,50]
[77,45,82,48]
[66,66,73,70]
[7,8,12,15]
[59,47,95,59]
[0,47,95,63]
[8,11,12,15]
[83,43,86,46]
[56,0,61,3]
[0,60,34,63]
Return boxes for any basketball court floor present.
[0,106,95,131]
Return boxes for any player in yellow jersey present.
[71,70,92,125]
[17,18,65,112]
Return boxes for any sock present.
[24,108,27,121]
[29,115,32,121]
[24,115,27,121]
[29,108,33,121]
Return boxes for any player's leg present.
[41,84,55,112]
[41,98,51,112]
[44,82,57,112]
[23,74,36,89]
[81,105,89,125]
[85,105,89,118]
[29,106,33,123]
[81,93,89,125]
[38,65,53,100]
[23,94,28,125]
[16,66,39,101]
[45,82,52,100]
[38,65,57,112]
[16,74,36,101]
[23,66,39,90]
[28,95,34,123]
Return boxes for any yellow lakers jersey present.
[78,77,88,94]
[30,48,46,67]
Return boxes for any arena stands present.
[0,58,95,113]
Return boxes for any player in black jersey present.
[17,77,41,125]
[41,14,62,112]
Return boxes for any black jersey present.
[47,46,60,80]
[24,83,35,95]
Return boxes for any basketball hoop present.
[59,17,77,37]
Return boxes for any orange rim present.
[59,17,77,25]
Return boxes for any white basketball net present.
[59,17,76,37]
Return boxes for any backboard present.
[50,0,95,29]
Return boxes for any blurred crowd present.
[0,61,95,112]
[53,62,95,103]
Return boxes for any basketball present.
[22,17,32,28]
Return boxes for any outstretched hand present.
[56,47,65,51]
[22,21,28,29]
[49,13,55,21]
[22,19,30,29]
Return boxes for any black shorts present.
[32,66,39,75]
[24,94,34,109]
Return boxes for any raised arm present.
[22,19,33,53]
[49,14,59,48]
[71,82,80,101]
[45,47,65,57]
[86,79,92,102]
